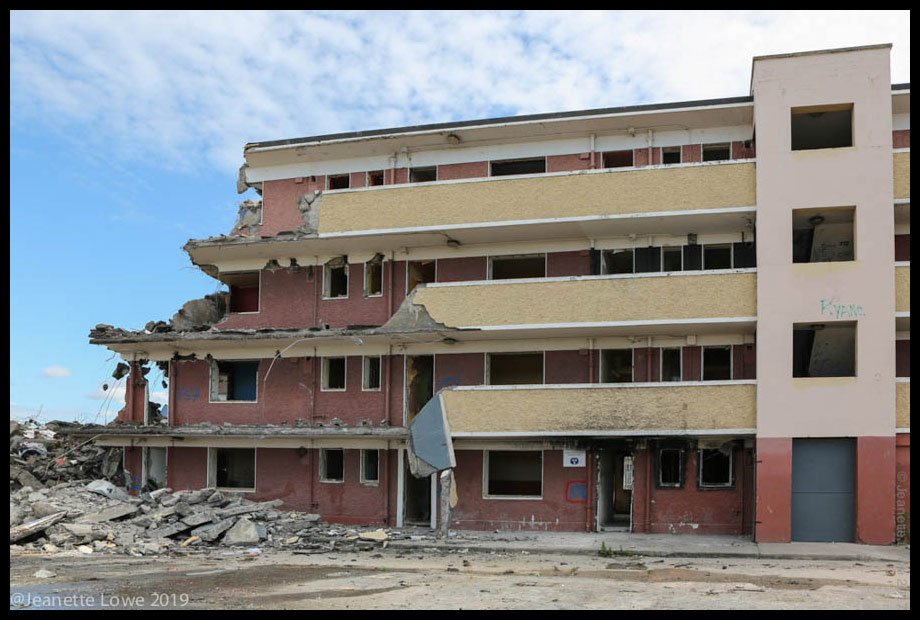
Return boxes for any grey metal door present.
[792,438,855,542]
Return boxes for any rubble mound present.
[10,419,124,491]
[10,480,405,556]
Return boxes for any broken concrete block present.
[41,544,59,553]
[358,529,390,542]
[215,500,283,519]
[17,470,44,489]
[191,518,236,542]
[149,488,173,501]
[31,501,65,519]
[222,517,261,546]
[175,502,194,517]
[76,503,138,524]
[206,490,224,504]
[147,521,194,539]
[181,512,215,527]
[184,489,213,505]
[141,542,161,555]
[61,523,102,540]
[33,569,56,579]
[86,480,132,502]
[10,511,67,543]
[77,545,94,555]
[149,506,177,521]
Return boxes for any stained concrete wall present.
[318,162,756,233]
[441,384,756,433]
[412,272,756,328]
[449,449,590,531]
[753,46,896,440]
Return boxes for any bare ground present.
[9,548,910,610]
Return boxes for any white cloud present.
[10,11,910,174]
[42,365,72,378]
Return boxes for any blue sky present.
[10,10,911,422]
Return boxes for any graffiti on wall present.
[565,480,588,504]
[820,298,865,319]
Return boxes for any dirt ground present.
[9,547,910,610]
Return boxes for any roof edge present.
[244,95,754,152]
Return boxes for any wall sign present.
[563,449,586,468]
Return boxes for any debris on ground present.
[10,419,124,491]
[9,478,418,556]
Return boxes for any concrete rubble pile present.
[10,420,124,491]
[10,479,408,556]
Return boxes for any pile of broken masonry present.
[11,419,412,556]
[10,419,125,492]
[10,479,405,556]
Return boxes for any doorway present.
[597,448,633,531]
[404,460,432,526]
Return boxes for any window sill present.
[483,494,543,501]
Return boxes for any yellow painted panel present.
[442,384,756,433]
[894,152,910,199]
[319,162,756,233]
[896,265,910,313]
[413,272,756,327]
[896,382,910,429]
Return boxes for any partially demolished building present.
[87,45,910,543]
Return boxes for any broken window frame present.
[601,248,634,275]
[792,206,856,264]
[661,146,682,165]
[489,157,547,177]
[600,349,634,384]
[226,271,261,314]
[321,357,347,392]
[657,448,684,488]
[362,356,382,391]
[320,448,345,483]
[660,347,683,383]
[602,149,634,169]
[409,166,438,183]
[702,346,733,381]
[209,360,259,403]
[207,447,256,492]
[482,450,544,500]
[367,170,385,186]
[698,448,734,489]
[323,262,350,299]
[486,351,545,386]
[793,321,858,378]
[662,246,683,272]
[327,174,351,190]
[360,449,380,485]
[406,260,436,295]
[702,243,733,270]
[702,142,731,162]
[487,253,547,280]
[364,260,383,297]
[791,103,854,151]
